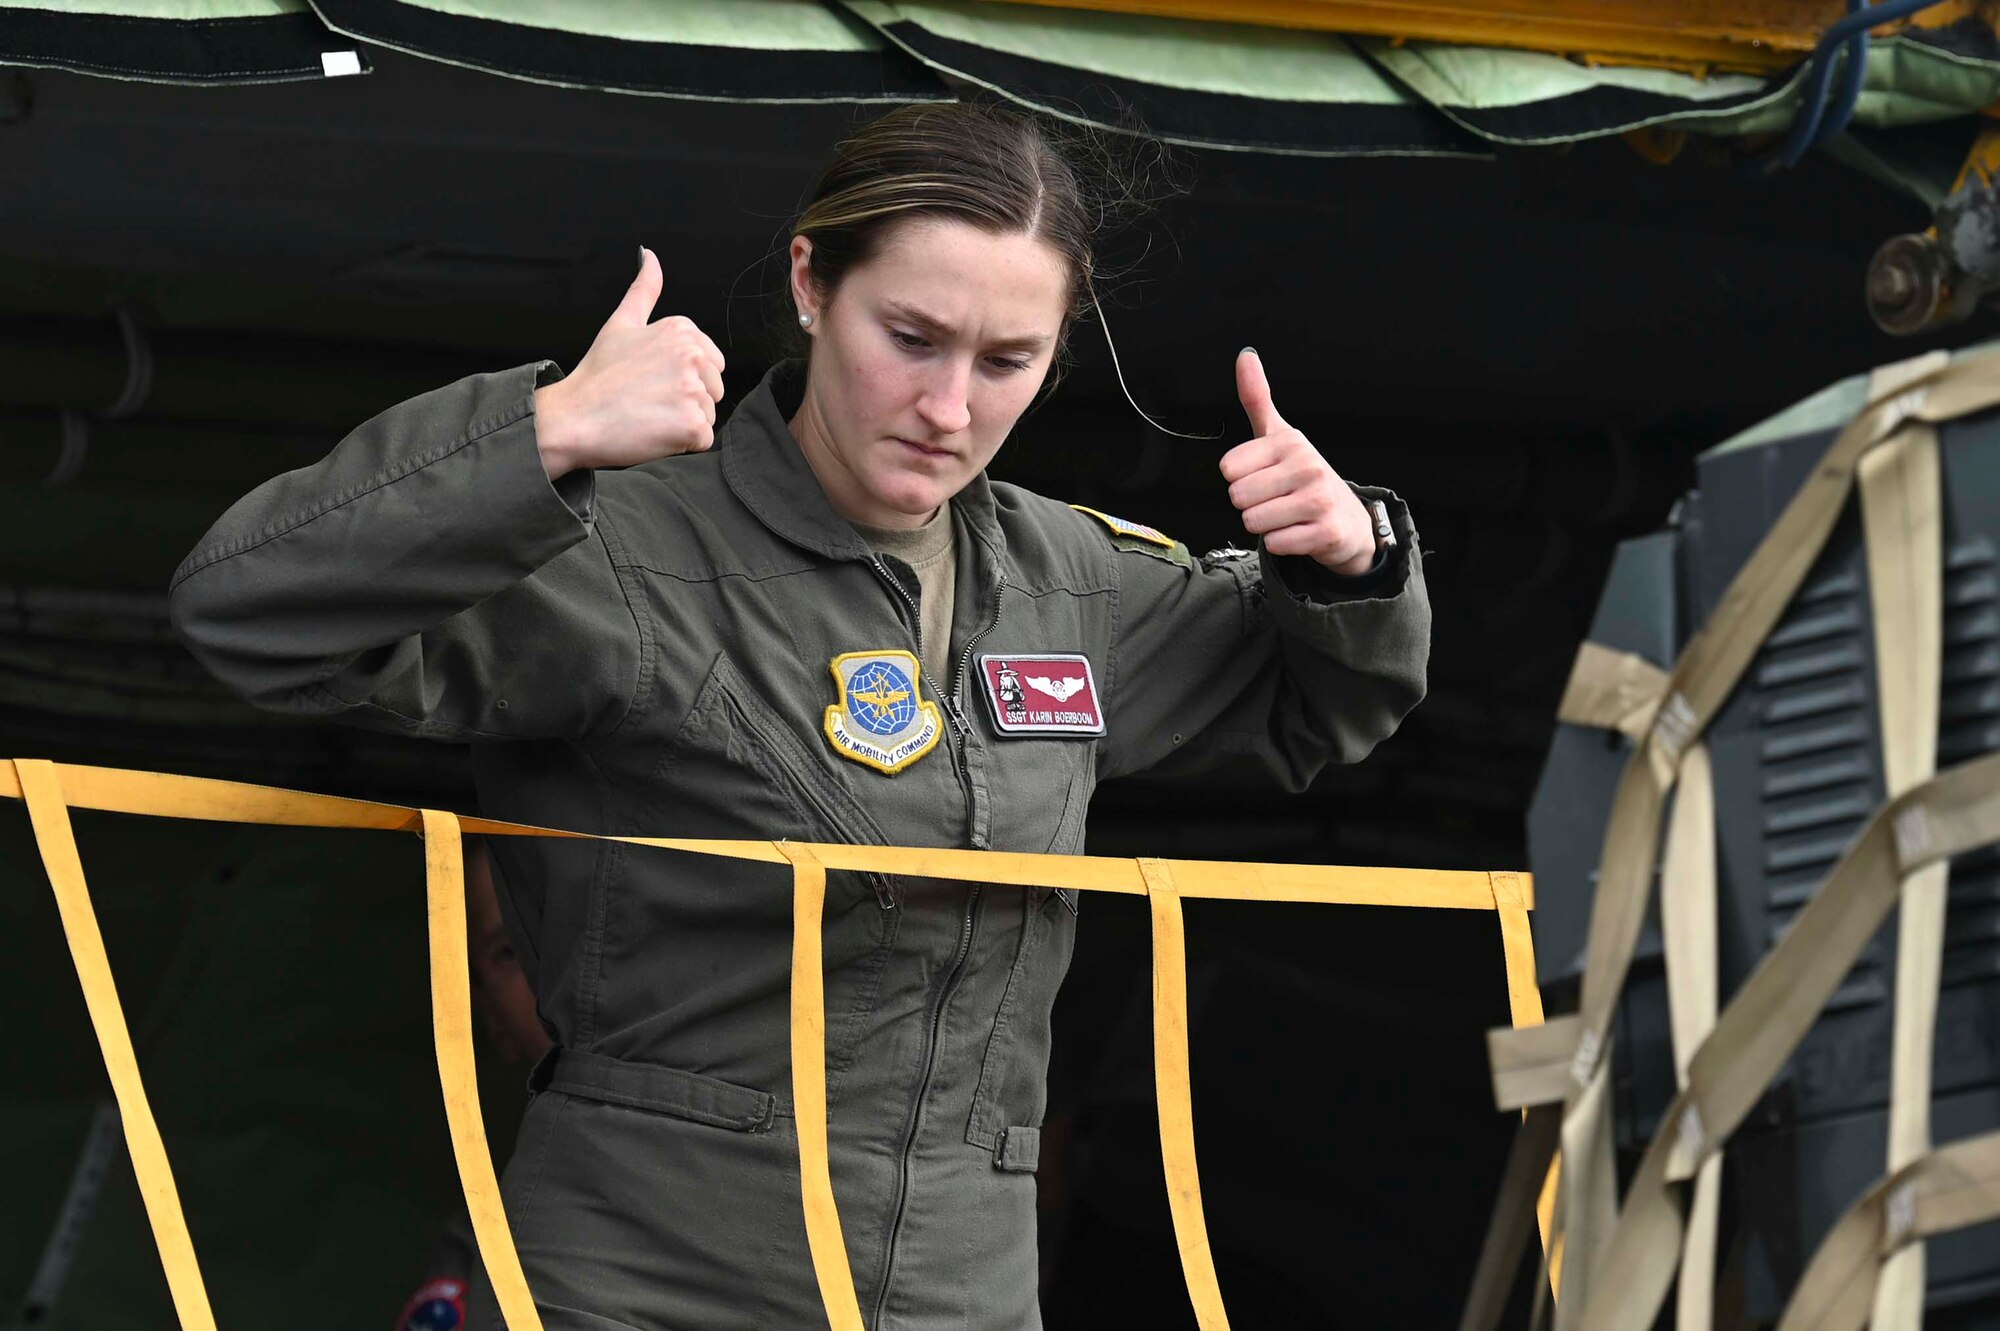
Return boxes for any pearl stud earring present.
[799,313,813,328]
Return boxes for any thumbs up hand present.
[1219,348,1377,574]
[534,246,728,480]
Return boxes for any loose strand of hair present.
[1088,282,1218,442]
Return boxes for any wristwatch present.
[1369,499,1396,551]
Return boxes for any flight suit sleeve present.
[1096,484,1429,787]
[168,361,646,743]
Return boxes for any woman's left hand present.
[1219,348,1377,575]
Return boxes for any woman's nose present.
[915,360,973,436]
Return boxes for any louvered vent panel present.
[1753,537,2000,1008]
[1940,537,2000,989]
[1755,566,1883,1009]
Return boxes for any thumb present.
[1236,347,1286,437]
[609,245,664,328]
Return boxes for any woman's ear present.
[788,235,816,323]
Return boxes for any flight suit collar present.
[722,358,1006,571]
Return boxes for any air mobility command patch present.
[979,654,1105,737]
[1070,504,1194,568]
[824,650,943,775]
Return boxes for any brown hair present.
[781,96,1178,394]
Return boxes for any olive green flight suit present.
[168,357,1431,1331]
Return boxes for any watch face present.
[976,654,1105,737]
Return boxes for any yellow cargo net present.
[8,758,1543,1331]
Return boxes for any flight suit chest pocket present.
[662,653,903,1109]
[667,652,900,908]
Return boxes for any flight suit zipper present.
[940,571,1000,839]
[868,573,1007,1325]
[947,577,1007,735]
[867,555,969,788]
[872,879,980,1329]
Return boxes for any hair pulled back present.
[783,96,1176,391]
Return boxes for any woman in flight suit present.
[169,99,1430,1330]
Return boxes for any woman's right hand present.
[534,246,727,479]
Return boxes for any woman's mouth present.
[893,437,954,460]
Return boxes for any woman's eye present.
[890,330,928,349]
[989,357,1032,374]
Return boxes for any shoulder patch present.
[1070,504,1174,549]
[1070,504,1193,567]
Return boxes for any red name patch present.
[978,654,1105,737]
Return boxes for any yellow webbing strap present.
[1482,346,2000,1319]
[777,842,866,1331]
[1470,640,1707,1324]
[1139,857,1230,1331]
[421,810,545,1331]
[1460,868,1563,1331]
[1489,869,1563,1287]
[15,759,219,1331]
[6,760,1538,1331]
[1857,422,1947,1331]
[1572,752,2000,1331]
[1775,1128,2000,1331]
[1458,1103,1562,1331]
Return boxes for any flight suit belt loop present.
[527,1046,781,1132]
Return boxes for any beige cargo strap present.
[1577,352,1964,1331]
[7,759,1539,1331]
[1547,640,1725,1331]
[1481,346,2000,1320]
[1456,867,1560,1319]
[1489,346,1968,1107]
[1659,738,1722,1331]
[1857,418,1947,1331]
[1458,1102,1563,1331]
[1459,639,1719,1328]
[1572,750,2000,1331]
[1556,641,1667,740]
[1775,1128,2000,1331]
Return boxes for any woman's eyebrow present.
[884,299,1050,349]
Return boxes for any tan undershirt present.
[854,507,957,693]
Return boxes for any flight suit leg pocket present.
[964,874,1080,1152]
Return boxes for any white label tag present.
[1570,1027,1602,1088]
[1653,691,1697,762]
[321,51,363,78]
[1881,385,1931,433]
[1893,805,1935,870]
[1885,1181,1917,1245]
[1678,1104,1706,1164]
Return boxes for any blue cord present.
[1804,4,1873,163]
[1772,5,1865,169]
[1755,0,1948,174]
